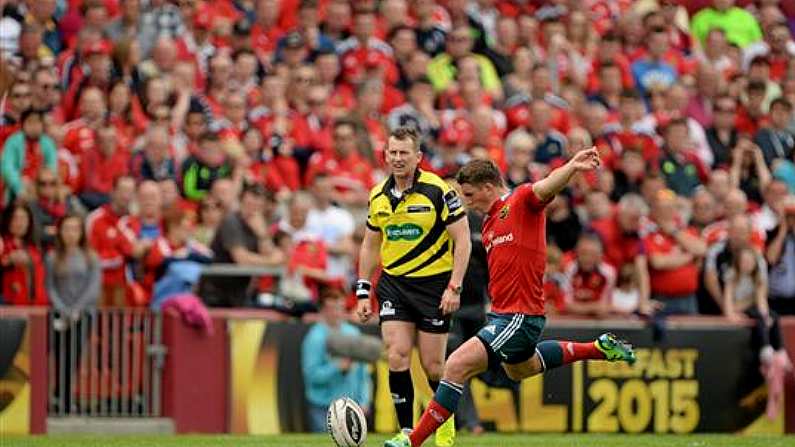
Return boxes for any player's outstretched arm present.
[532,147,601,203]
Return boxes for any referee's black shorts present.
[375,271,452,333]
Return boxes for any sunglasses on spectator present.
[37,180,57,187]
[201,202,222,210]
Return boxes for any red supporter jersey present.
[86,205,136,287]
[590,216,646,269]
[482,184,550,315]
[564,261,616,306]
[643,228,700,297]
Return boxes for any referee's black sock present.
[389,369,415,430]
[428,379,440,392]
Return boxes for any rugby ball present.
[327,397,367,447]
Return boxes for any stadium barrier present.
[46,309,165,419]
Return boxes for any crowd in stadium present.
[0,0,794,333]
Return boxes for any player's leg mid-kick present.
[384,318,635,447]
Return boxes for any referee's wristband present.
[355,279,372,300]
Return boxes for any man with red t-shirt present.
[589,193,653,313]
[644,189,708,314]
[562,233,616,317]
[385,151,636,447]
[304,117,375,207]
[86,176,150,307]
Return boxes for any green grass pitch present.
[3,434,794,447]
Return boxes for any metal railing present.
[47,308,165,417]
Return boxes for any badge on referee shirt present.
[444,190,463,212]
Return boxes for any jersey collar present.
[486,191,510,218]
[382,169,423,208]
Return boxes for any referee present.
[356,127,471,446]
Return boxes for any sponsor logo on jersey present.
[380,300,396,316]
[484,232,514,252]
[483,325,496,335]
[385,223,424,241]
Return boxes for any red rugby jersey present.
[482,184,550,315]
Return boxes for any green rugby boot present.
[595,332,636,365]
[384,429,411,447]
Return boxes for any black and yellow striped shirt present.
[367,169,465,278]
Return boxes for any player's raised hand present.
[569,147,601,172]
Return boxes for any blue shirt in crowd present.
[301,322,372,409]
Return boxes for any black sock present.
[389,369,414,430]
[428,379,440,392]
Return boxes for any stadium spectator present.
[271,191,333,307]
[304,117,375,207]
[180,131,233,202]
[86,176,149,307]
[691,188,719,232]
[744,21,795,80]
[80,123,131,210]
[45,214,101,317]
[631,27,678,98]
[691,0,763,49]
[703,214,758,312]
[307,173,356,279]
[546,194,582,253]
[645,189,708,315]
[427,26,501,98]
[766,197,795,315]
[387,76,440,143]
[658,118,709,198]
[2,108,58,204]
[0,82,32,138]
[0,203,47,306]
[201,183,285,307]
[130,124,177,183]
[706,95,740,169]
[729,137,772,205]
[301,286,372,432]
[523,99,566,164]
[562,233,616,318]
[28,167,80,250]
[754,97,795,166]
[143,207,211,300]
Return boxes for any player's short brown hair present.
[389,126,420,151]
[456,159,504,187]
